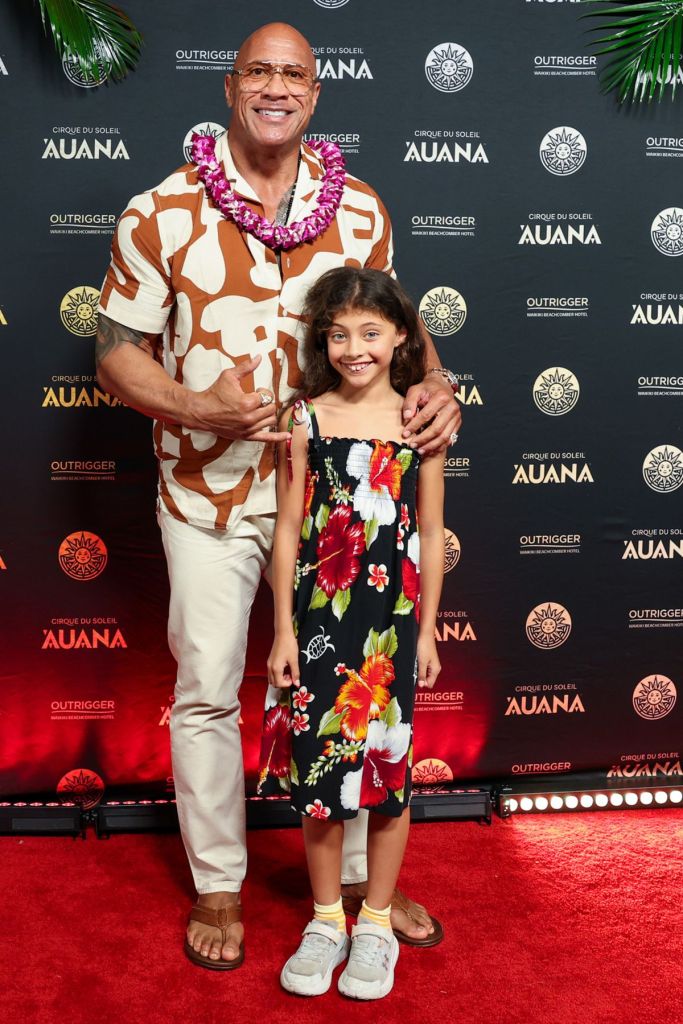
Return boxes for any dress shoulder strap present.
[285,397,320,482]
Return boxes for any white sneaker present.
[280,920,350,996]
[337,921,399,1000]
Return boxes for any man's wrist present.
[425,367,459,395]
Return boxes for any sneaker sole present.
[337,935,399,1000]
[280,937,350,996]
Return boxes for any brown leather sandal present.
[341,884,444,948]
[184,903,245,970]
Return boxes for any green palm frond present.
[34,0,142,82]
[582,1,683,103]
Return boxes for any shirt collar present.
[217,132,325,216]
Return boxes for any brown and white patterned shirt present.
[99,132,394,530]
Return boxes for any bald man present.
[96,22,458,969]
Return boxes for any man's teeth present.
[259,110,288,118]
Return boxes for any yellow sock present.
[358,899,392,929]
[313,897,347,933]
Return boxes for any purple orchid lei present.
[191,133,346,252]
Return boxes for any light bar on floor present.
[496,782,683,818]
[0,800,84,836]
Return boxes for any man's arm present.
[95,313,288,442]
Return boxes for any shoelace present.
[349,933,387,968]
[297,931,338,964]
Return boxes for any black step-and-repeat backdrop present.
[1,0,681,809]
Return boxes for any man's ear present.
[225,73,234,109]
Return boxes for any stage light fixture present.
[496,778,683,818]
[0,800,84,836]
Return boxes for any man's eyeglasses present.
[232,61,317,96]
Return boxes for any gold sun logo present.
[533,367,580,416]
[642,445,683,493]
[57,768,105,809]
[60,286,100,336]
[419,287,467,336]
[526,602,572,649]
[411,758,454,785]
[632,675,677,720]
[58,531,108,581]
[444,529,461,573]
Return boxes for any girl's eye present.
[365,331,379,339]
[328,332,346,342]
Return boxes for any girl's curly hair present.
[297,267,426,399]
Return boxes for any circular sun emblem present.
[632,675,677,721]
[58,531,108,581]
[444,529,461,573]
[411,758,454,785]
[533,367,580,416]
[539,126,587,176]
[62,45,109,88]
[424,43,474,93]
[57,768,105,809]
[526,602,572,650]
[642,444,683,493]
[59,286,100,337]
[183,121,225,162]
[650,208,683,257]
[313,0,351,6]
[419,287,467,336]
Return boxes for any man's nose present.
[262,71,289,98]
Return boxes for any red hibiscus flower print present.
[305,799,331,820]
[334,653,394,741]
[401,558,421,621]
[359,720,411,807]
[315,504,365,598]
[258,705,291,790]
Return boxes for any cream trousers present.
[159,505,369,894]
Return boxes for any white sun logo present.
[424,43,474,93]
[539,127,587,176]
[651,208,683,257]
[526,603,572,649]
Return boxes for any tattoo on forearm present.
[96,312,155,366]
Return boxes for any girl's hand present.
[267,632,300,689]
[416,634,441,689]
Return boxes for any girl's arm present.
[416,452,446,688]
[267,407,308,689]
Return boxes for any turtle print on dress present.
[258,398,421,821]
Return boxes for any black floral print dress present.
[258,398,421,821]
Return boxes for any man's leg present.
[160,506,275,963]
[341,811,437,942]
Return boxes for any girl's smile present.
[326,308,406,392]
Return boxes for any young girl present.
[261,267,444,1000]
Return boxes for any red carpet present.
[3,811,683,1024]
